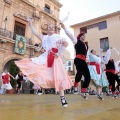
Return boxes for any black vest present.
[106,59,115,70]
[75,40,88,56]
[17,74,23,81]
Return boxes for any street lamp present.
[4,16,8,30]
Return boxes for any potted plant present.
[8,61,20,94]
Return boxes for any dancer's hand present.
[10,75,14,79]
[57,39,68,47]
[57,39,64,44]
[60,23,66,29]
[27,17,33,25]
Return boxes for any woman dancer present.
[88,49,109,100]
[1,69,14,95]
[15,18,73,107]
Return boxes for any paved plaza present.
[0,94,120,120]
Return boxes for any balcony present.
[0,28,32,45]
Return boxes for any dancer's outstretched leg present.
[96,86,104,100]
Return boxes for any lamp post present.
[4,16,8,30]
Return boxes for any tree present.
[8,61,20,88]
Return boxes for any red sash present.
[2,73,10,84]
[105,69,116,74]
[47,48,58,67]
[76,54,86,61]
[90,62,100,74]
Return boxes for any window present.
[100,37,109,52]
[14,21,26,36]
[44,4,50,14]
[87,25,93,29]
[99,21,107,30]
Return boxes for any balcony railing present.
[0,28,32,45]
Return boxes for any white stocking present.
[60,90,64,97]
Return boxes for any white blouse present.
[31,34,66,65]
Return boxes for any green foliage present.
[8,61,20,88]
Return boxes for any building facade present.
[70,11,120,61]
[0,0,68,73]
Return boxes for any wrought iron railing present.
[0,28,32,45]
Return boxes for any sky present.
[59,0,120,59]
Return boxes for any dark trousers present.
[17,80,22,92]
[106,72,119,92]
[74,58,90,88]
[115,74,120,91]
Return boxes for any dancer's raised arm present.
[56,38,68,56]
[27,17,43,41]
[60,23,77,44]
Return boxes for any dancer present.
[104,47,119,98]
[1,69,14,95]
[15,71,27,94]
[15,18,73,107]
[88,49,109,100]
[61,23,90,99]
[114,60,120,94]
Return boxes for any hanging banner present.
[14,34,26,54]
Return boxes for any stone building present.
[70,11,120,62]
[0,0,65,73]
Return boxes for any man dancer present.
[115,60,120,94]
[15,71,25,94]
[104,48,119,98]
[61,23,90,99]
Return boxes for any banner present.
[14,34,26,54]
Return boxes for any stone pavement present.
[0,94,120,120]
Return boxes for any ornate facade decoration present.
[13,10,27,21]
[32,10,40,20]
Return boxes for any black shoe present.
[80,93,88,99]
[106,91,110,96]
[112,94,117,99]
[61,97,68,107]
[74,91,78,94]
[37,89,43,95]
[97,95,104,100]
